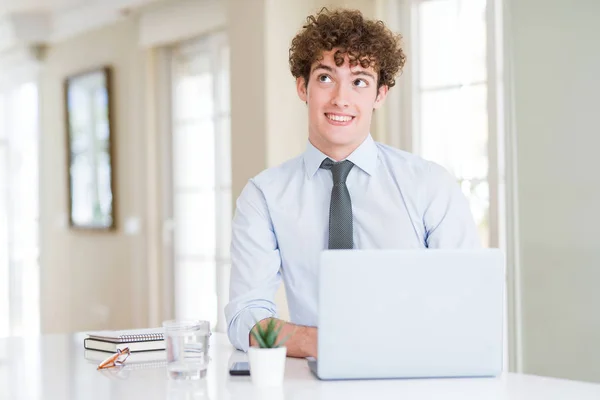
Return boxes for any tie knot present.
[320,158,354,184]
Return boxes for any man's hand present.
[249,318,318,358]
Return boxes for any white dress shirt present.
[225,135,481,351]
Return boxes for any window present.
[0,82,40,337]
[407,0,501,248]
[169,33,230,329]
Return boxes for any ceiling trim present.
[0,0,159,54]
[0,11,52,53]
[49,2,131,43]
[139,0,225,48]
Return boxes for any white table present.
[1,332,600,399]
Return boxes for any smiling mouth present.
[325,113,355,123]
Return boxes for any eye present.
[353,79,368,88]
[318,74,332,83]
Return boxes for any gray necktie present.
[320,158,355,249]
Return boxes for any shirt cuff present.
[228,308,276,352]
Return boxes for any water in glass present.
[163,320,210,380]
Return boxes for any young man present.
[225,8,480,357]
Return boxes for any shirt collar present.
[303,134,378,179]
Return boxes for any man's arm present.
[423,162,482,248]
[250,318,318,359]
[225,180,283,352]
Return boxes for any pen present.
[97,347,130,370]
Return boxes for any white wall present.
[509,0,600,383]
[38,0,232,334]
[39,17,149,333]
[265,0,313,167]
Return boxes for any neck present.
[310,134,368,162]
[321,147,355,162]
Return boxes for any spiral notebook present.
[84,327,165,353]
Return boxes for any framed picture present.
[65,66,116,230]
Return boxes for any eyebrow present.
[312,63,376,81]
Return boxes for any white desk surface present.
[1,332,600,400]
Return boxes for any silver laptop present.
[309,249,505,380]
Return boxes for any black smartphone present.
[229,361,250,376]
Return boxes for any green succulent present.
[250,318,292,349]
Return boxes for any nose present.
[331,83,350,108]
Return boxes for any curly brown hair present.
[289,8,406,89]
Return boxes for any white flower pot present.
[247,346,287,386]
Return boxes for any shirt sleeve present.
[423,162,482,248]
[225,179,282,351]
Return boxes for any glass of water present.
[163,320,211,380]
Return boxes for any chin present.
[329,138,356,147]
[319,134,355,147]
[323,131,362,146]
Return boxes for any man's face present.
[296,49,388,157]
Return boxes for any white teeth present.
[326,114,353,122]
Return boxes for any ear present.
[373,85,389,110]
[296,77,308,102]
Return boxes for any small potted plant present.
[248,319,291,386]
